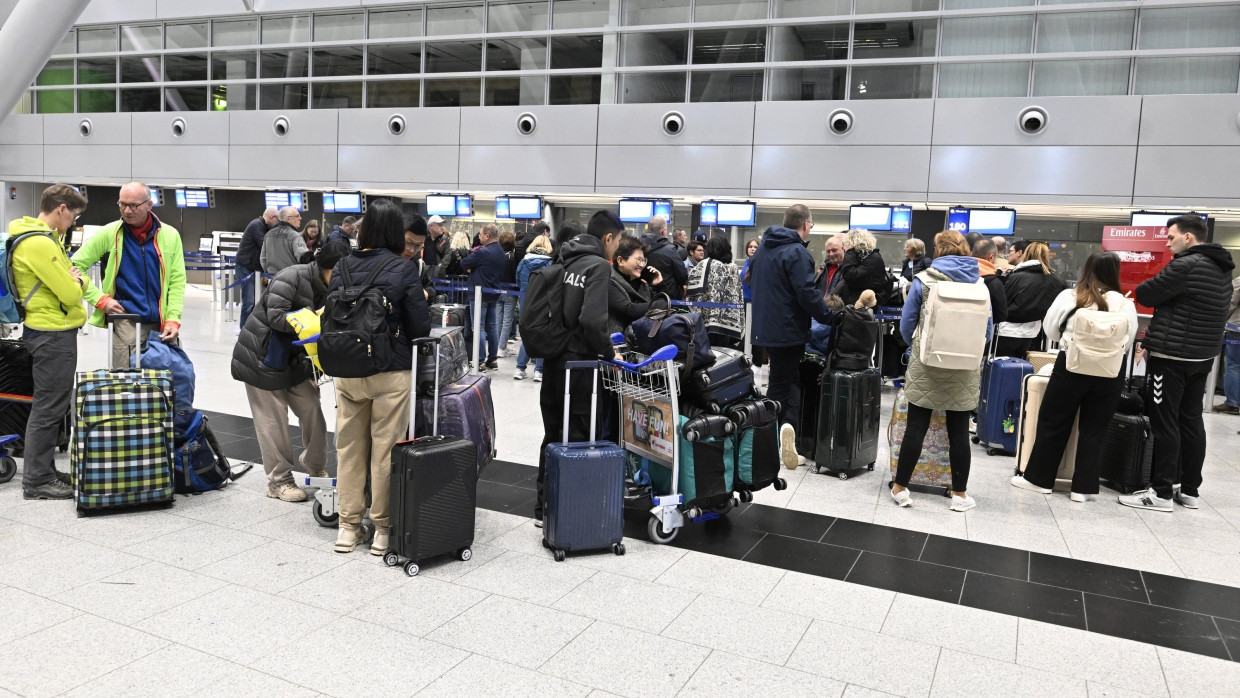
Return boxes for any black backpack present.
[829,306,880,371]
[318,257,400,378]
[519,261,570,359]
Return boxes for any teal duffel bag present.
[639,414,735,510]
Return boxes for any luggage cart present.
[0,434,17,483]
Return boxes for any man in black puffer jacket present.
[641,216,688,301]
[232,240,350,503]
[1120,216,1234,513]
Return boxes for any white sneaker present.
[532,371,543,382]
[950,494,977,512]
[797,454,807,466]
[1118,487,1173,512]
[890,487,912,507]
[779,424,798,470]
[1070,492,1096,503]
[1010,475,1051,494]
[513,369,526,380]
[1174,491,1200,509]
[497,348,507,359]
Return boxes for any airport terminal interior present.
[4,0,1240,696]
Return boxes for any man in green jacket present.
[7,184,89,500]
[72,181,186,368]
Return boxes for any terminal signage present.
[1102,226,1172,315]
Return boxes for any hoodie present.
[900,255,992,346]
[750,225,832,347]
[5,217,86,331]
[974,257,1009,324]
[1138,242,1236,360]
[558,234,614,358]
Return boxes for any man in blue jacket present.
[461,223,507,371]
[751,204,833,470]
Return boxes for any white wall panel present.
[929,145,1136,204]
[596,145,753,196]
[752,146,932,201]
[134,145,229,186]
[338,108,460,146]
[0,115,43,144]
[45,113,132,146]
[133,111,229,146]
[229,145,338,188]
[77,0,158,24]
[597,103,755,147]
[45,145,131,183]
[1139,95,1240,146]
[155,0,255,20]
[460,106,597,146]
[1134,146,1240,206]
[459,145,595,192]
[932,96,1141,146]
[337,145,458,191]
[229,110,338,147]
[0,145,43,180]
[753,100,934,146]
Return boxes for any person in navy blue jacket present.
[749,204,834,470]
[461,223,507,371]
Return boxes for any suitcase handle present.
[562,360,601,444]
[410,335,444,438]
[106,313,143,369]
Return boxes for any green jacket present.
[6,217,87,331]
[72,217,186,329]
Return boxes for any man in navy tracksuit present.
[461,223,507,371]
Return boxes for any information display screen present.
[653,199,673,219]
[946,207,969,233]
[891,205,913,232]
[175,188,210,208]
[1130,211,1208,228]
[149,188,162,207]
[967,208,1016,236]
[495,196,510,218]
[716,202,756,227]
[849,205,893,231]
[699,201,717,226]
[325,192,363,213]
[507,196,542,219]
[455,195,473,216]
[264,191,304,210]
[618,199,655,223]
[426,194,457,216]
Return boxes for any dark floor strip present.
[202,410,1240,663]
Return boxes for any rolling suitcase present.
[813,364,882,480]
[975,341,1033,456]
[1100,346,1152,494]
[1015,370,1078,488]
[887,383,952,494]
[796,355,826,458]
[543,360,626,561]
[726,397,786,497]
[413,371,496,474]
[640,414,736,512]
[384,335,478,577]
[72,315,175,515]
[429,303,470,333]
[685,346,754,413]
[0,337,72,454]
[415,326,468,397]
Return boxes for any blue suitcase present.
[975,351,1033,456]
[542,360,626,561]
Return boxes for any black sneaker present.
[53,469,72,485]
[23,479,73,500]
[484,361,500,371]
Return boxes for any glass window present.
[368,44,422,75]
[1040,0,1119,4]
[856,0,939,11]
[315,13,363,41]
[164,54,208,82]
[424,78,482,106]
[619,72,687,103]
[120,87,161,112]
[311,81,363,108]
[427,5,484,35]
[623,0,690,26]
[37,61,75,87]
[121,25,162,52]
[166,22,208,50]
[78,27,117,53]
[550,35,603,69]
[369,9,423,39]
[1140,7,1240,51]
[368,80,421,107]
[1033,59,1130,96]
[120,56,160,83]
[488,1,549,32]
[553,0,610,30]
[1136,57,1240,95]
[850,64,934,99]
[550,74,602,104]
[166,86,209,111]
[853,20,938,59]
[1037,11,1134,53]
[260,83,309,110]
[485,76,545,105]
[425,42,484,73]
[313,47,364,77]
[262,15,310,44]
[211,83,257,110]
[621,32,689,67]
[944,0,1032,7]
[212,51,257,81]
[938,62,1030,97]
[768,67,847,100]
[36,91,75,114]
[487,39,547,70]
[941,16,1033,56]
[694,0,767,23]
[78,58,116,85]
[774,0,851,18]
[771,24,848,62]
[54,31,76,56]
[690,70,763,102]
[214,18,258,47]
[261,49,309,79]
[693,29,766,64]
[78,89,116,112]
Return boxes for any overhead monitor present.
[507,195,543,220]
[175,188,211,208]
[1130,211,1208,228]
[891,205,913,233]
[946,207,969,233]
[653,199,673,220]
[425,194,457,217]
[454,195,473,217]
[264,190,305,211]
[715,201,756,227]
[618,198,655,223]
[967,207,1016,236]
[849,205,894,231]
[495,196,510,219]
[699,201,718,226]
[149,188,162,207]
[324,192,363,214]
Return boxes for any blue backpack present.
[173,410,230,494]
[0,232,45,324]
[140,331,195,414]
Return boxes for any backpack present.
[318,257,401,378]
[2,231,56,323]
[916,272,991,370]
[830,306,880,371]
[173,410,230,494]
[0,237,17,324]
[519,261,570,359]
[1061,302,1130,378]
[877,268,903,307]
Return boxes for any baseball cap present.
[428,215,445,225]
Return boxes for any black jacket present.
[838,248,889,306]
[231,262,326,391]
[1138,243,1236,360]
[1002,262,1067,324]
[750,225,832,347]
[461,241,506,293]
[982,274,1009,325]
[325,249,432,374]
[813,263,845,298]
[424,233,449,270]
[440,247,470,277]
[901,255,930,282]
[607,269,666,337]
[642,234,688,301]
[559,234,615,358]
[673,241,688,262]
[235,217,270,271]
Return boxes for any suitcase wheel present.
[738,490,753,503]
[541,537,551,549]
[383,551,400,567]
[0,456,15,484]
[813,465,823,474]
[987,448,1000,457]
[773,478,787,491]
[312,500,338,527]
[867,464,874,471]
[838,472,849,481]
[647,516,679,545]
[971,436,980,444]
[458,548,472,562]
[612,543,625,556]
[403,561,420,577]
[553,549,566,562]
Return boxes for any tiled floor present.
[4,288,1240,696]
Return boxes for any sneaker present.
[797,454,807,466]
[335,522,363,553]
[1212,403,1240,415]
[484,361,500,372]
[22,479,73,500]
[53,469,72,485]
[514,369,527,380]
[1174,491,1200,509]
[267,482,308,502]
[779,424,798,470]
[890,486,912,507]
[1118,487,1173,512]
[532,371,543,382]
[950,494,977,512]
[370,526,390,555]
[306,465,328,479]
[533,519,543,529]
[1070,492,1096,503]
[1010,475,1051,494]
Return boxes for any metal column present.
[0,0,91,118]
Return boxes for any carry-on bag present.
[415,326,468,397]
[1100,345,1152,494]
[629,302,713,374]
[726,397,786,497]
[684,346,754,413]
[72,314,176,514]
[887,383,952,494]
[413,371,496,475]
[796,355,826,459]
[814,363,882,479]
[543,360,626,561]
[0,337,71,453]
[429,303,470,332]
[384,335,478,577]
[830,306,881,372]
[641,414,735,512]
[1015,369,1079,487]
[975,340,1034,456]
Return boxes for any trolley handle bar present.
[292,333,319,347]
[607,344,678,372]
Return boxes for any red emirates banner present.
[1101,226,1173,315]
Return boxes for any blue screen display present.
[699,201,718,226]
[891,206,912,232]
[455,195,473,217]
[967,208,1016,236]
[426,195,457,216]
[653,199,672,219]
[175,188,210,208]
[495,196,510,218]
[946,208,969,233]
[849,205,893,231]
[323,192,335,212]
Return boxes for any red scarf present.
[128,214,155,244]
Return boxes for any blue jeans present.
[516,343,543,373]
[237,262,255,329]
[1225,337,1240,407]
[472,298,499,362]
[498,295,518,347]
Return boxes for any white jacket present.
[1042,289,1139,354]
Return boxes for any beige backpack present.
[1064,302,1130,378]
[916,273,991,371]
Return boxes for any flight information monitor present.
[495,196,510,218]
[618,199,655,223]
[264,191,305,211]
[849,205,893,231]
[1130,211,1208,228]
[325,192,364,213]
[967,208,1016,236]
[507,196,543,220]
[175,188,211,208]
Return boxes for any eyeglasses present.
[117,200,150,211]
[631,257,647,265]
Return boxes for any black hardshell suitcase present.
[686,346,755,413]
[726,398,786,497]
[384,335,478,577]
[1099,413,1153,494]
[796,355,827,458]
[0,338,72,454]
[429,303,470,334]
[813,365,882,479]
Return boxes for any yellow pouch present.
[285,308,323,371]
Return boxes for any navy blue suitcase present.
[686,347,755,413]
[543,360,626,561]
[975,352,1033,456]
